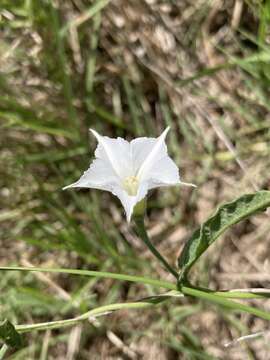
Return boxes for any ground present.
[1,0,270,359]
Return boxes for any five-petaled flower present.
[63,127,195,222]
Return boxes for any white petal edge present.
[90,129,131,179]
[136,127,170,181]
[145,156,196,189]
[111,182,148,222]
[145,155,179,190]
[63,158,119,192]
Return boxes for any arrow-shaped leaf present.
[178,191,270,281]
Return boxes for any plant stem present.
[0,266,269,300]
[1,266,270,335]
[13,289,270,335]
[0,266,175,291]
[0,344,8,360]
[134,216,178,279]
[16,300,163,333]
[181,286,270,321]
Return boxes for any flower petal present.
[146,156,180,190]
[132,127,170,181]
[63,158,119,191]
[90,129,132,179]
[64,127,196,222]
[111,182,148,222]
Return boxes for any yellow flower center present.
[123,176,139,196]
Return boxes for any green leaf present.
[0,320,23,349]
[178,191,270,281]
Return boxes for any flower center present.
[123,176,139,196]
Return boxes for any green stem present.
[194,288,270,300]
[0,266,270,335]
[14,289,270,335]
[0,266,269,300]
[134,216,178,279]
[0,344,8,359]
[16,300,163,333]
[0,266,175,291]
[181,286,270,321]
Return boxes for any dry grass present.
[1,0,270,358]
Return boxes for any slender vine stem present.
[0,266,175,291]
[180,286,270,321]
[0,344,8,359]
[12,288,270,334]
[16,300,163,334]
[0,266,270,300]
[134,216,178,279]
[1,266,270,336]
[12,287,270,334]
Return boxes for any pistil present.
[123,176,139,196]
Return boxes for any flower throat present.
[123,176,139,196]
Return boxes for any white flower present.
[63,127,195,222]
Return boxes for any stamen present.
[123,176,139,196]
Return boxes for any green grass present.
[1,0,270,358]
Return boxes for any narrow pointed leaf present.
[178,191,270,281]
[0,320,23,349]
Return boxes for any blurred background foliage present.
[1,0,270,358]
